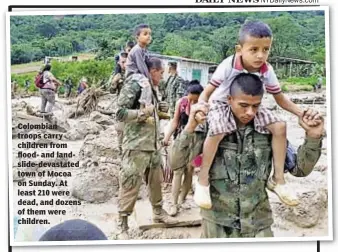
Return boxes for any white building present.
[151,54,217,87]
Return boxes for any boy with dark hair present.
[125,24,154,113]
[193,20,321,209]
[126,24,152,79]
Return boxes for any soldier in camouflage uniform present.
[112,53,128,155]
[170,73,324,238]
[158,79,168,102]
[165,62,185,118]
[176,79,189,98]
[109,53,127,95]
[116,57,176,239]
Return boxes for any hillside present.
[10,11,325,65]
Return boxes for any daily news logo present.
[195,0,315,3]
[196,0,262,2]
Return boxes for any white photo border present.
[6,5,332,247]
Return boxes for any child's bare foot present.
[267,177,299,206]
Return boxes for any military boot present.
[117,215,129,240]
[152,207,179,225]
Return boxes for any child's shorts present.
[207,100,284,136]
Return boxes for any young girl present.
[164,80,204,144]
[163,81,204,216]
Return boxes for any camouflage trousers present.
[118,149,163,215]
[169,101,176,119]
[170,131,204,204]
[115,122,124,151]
[40,89,56,113]
[201,219,274,238]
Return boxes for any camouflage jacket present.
[109,70,125,94]
[176,79,188,98]
[116,74,161,151]
[170,123,322,234]
[158,79,168,101]
[166,74,185,107]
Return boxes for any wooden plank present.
[133,201,202,231]
[138,220,202,231]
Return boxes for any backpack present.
[34,71,45,88]
[173,97,190,139]
[179,96,189,114]
[284,140,297,173]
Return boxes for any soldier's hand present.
[195,111,207,124]
[158,101,169,113]
[302,108,322,126]
[193,101,209,124]
[145,116,155,125]
[137,104,154,122]
[299,112,325,139]
[185,103,209,132]
[141,104,155,117]
[112,73,121,88]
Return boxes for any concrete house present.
[151,54,217,87]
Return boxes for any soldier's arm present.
[290,113,324,177]
[116,80,141,122]
[290,136,322,177]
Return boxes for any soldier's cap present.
[168,61,177,67]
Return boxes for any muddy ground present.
[11,90,329,241]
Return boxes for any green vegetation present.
[280,76,326,92]
[285,76,326,86]
[11,72,37,92]
[50,59,113,85]
[11,59,114,93]
[10,11,326,92]
[10,11,325,65]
